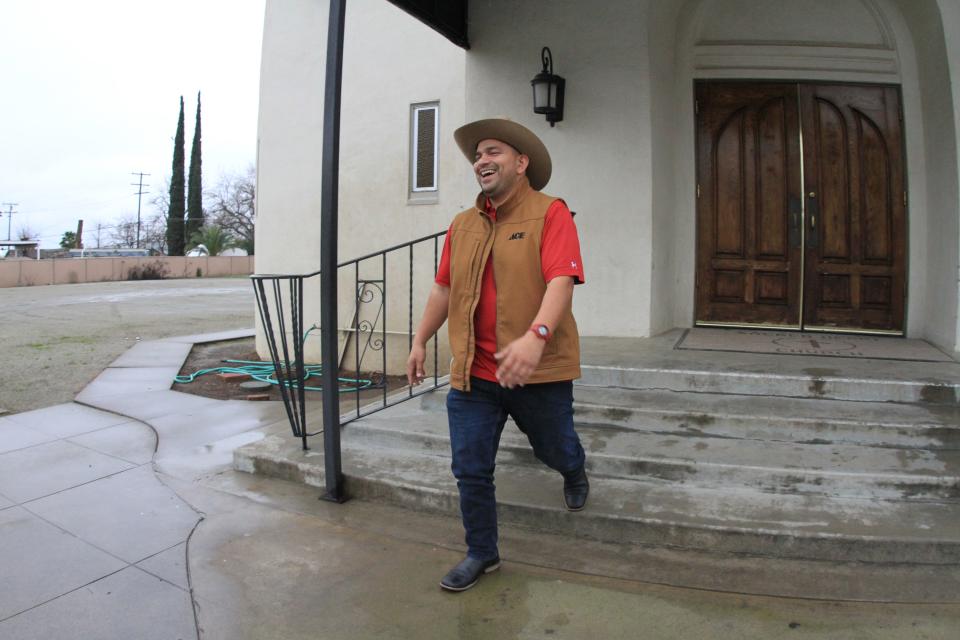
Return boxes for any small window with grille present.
[410,102,439,201]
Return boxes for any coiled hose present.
[174,327,376,392]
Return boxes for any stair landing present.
[235,329,960,602]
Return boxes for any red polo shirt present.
[435,198,585,382]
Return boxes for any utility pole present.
[130,173,150,248]
[1,203,18,241]
[96,223,102,249]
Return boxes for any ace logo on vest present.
[508,232,526,241]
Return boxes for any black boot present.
[562,466,589,511]
[440,555,501,592]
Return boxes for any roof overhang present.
[386,0,469,49]
[0,240,38,247]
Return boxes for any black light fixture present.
[531,46,565,127]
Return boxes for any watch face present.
[537,325,548,337]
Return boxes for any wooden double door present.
[695,81,906,333]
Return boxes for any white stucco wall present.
[466,0,653,338]
[935,0,960,352]
[647,2,685,334]
[257,0,467,276]
[893,0,960,351]
[256,0,465,367]
[339,1,469,259]
[256,0,327,277]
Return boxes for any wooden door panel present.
[757,99,790,260]
[715,110,747,257]
[860,115,894,264]
[800,85,905,332]
[695,82,802,326]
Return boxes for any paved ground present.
[0,279,958,638]
[0,278,253,414]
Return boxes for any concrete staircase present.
[235,334,960,601]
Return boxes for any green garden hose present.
[173,359,376,393]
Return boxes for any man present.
[406,118,589,592]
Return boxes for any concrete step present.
[419,385,960,450]
[578,333,960,405]
[345,407,960,502]
[236,432,960,566]
[578,362,960,405]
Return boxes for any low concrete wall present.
[0,256,255,288]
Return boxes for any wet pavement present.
[0,324,958,638]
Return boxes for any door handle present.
[806,191,819,249]
[788,195,802,249]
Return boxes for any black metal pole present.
[320,0,347,503]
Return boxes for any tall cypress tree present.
[165,96,186,255]
[186,91,203,243]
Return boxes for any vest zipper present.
[464,214,494,389]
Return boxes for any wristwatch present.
[529,324,552,342]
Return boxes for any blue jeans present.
[446,376,586,561]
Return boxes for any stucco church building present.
[255,0,960,357]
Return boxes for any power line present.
[1,203,19,241]
[130,172,150,249]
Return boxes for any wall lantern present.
[531,46,565,127]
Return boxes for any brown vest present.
[446,178,581,391]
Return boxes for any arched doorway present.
[658,0,948,338]
[694,80,906,333]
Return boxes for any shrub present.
[127,260,169,281]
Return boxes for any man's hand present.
[406,283,449,387]
[406,342,427,386]
[494,332,546,388]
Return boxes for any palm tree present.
[188,225,236,256]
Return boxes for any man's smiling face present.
[473,138,528,204]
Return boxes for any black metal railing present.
[251,230,449,453]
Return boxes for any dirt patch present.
[173,337,407,403]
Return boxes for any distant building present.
[1,240,39,259]
[67,248,157,258]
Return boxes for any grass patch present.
[25,336,97,350]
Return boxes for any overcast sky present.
[0,0,265,249]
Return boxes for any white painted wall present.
[934,0,960,352]
[466,0,653,338]
[256,0,465,367]
[256,0,327,278]
[339,1,469,260]
[647,1,685,334]
[892,0,960,352]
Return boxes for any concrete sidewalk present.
[0,330,958,639]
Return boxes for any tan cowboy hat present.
[454,118,552,191]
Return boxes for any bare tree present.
[17,225,38,242]
[141,212,169,254]
[107,213,168,252]
[207,165,255,253]
[147,176,171,254]
[108,217,138,248]
[151,175,171,218]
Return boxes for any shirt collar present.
[474,175,533,221]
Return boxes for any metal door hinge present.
[904,191,907,206]
[697,183,701,198]
[695,100,699,116]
